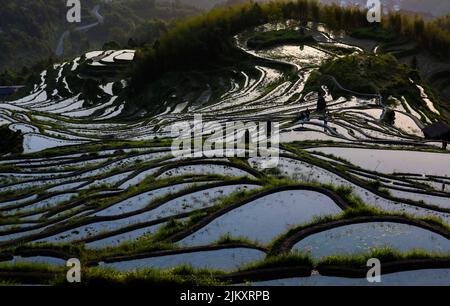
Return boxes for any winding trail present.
[56,4,104,57]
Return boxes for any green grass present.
[350,26,396,42]
[262,167,284,178]
[420,216,450,232]
[367,180,383,190]
[51,265,226,286]
[260,176,298,188]
[247,29,314,50]
[259,75,288,97]
[0,164,20,173]
[215,234,255,246]
[318,247,450,268]
[1,246,449,286]
[239,252,313,272]
[0,280,16,285]
[0,262,61,273]
[10,242,84,256]
[86,239,175,262]
[149,219,186,242]
[287,92,302,103]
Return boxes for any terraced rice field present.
[0,21,449,286]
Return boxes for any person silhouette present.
[317,93,326,113]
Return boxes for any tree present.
[411,56,418,69]
[382,109,396,125]
[128,38,138,48]
[414,16,425,38]
[0,125,23,155]
[81,79,103,105]
[266,2,283,23]
[103,41,121,50]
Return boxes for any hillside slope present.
[0,1,450,287]
[0,0,199,73]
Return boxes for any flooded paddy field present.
[0,20,449,286]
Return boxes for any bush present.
[382,109,396,125]
[0,125,23,155]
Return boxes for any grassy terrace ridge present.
[0,247,449,286]
[1,153,450,285]
[2,176,449,260]
[1,138,173,160]
[1,143,448,232]
[238,252,313,272]
[0,176,259,247]
[318,247,450,267]
[246,29,315,49]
